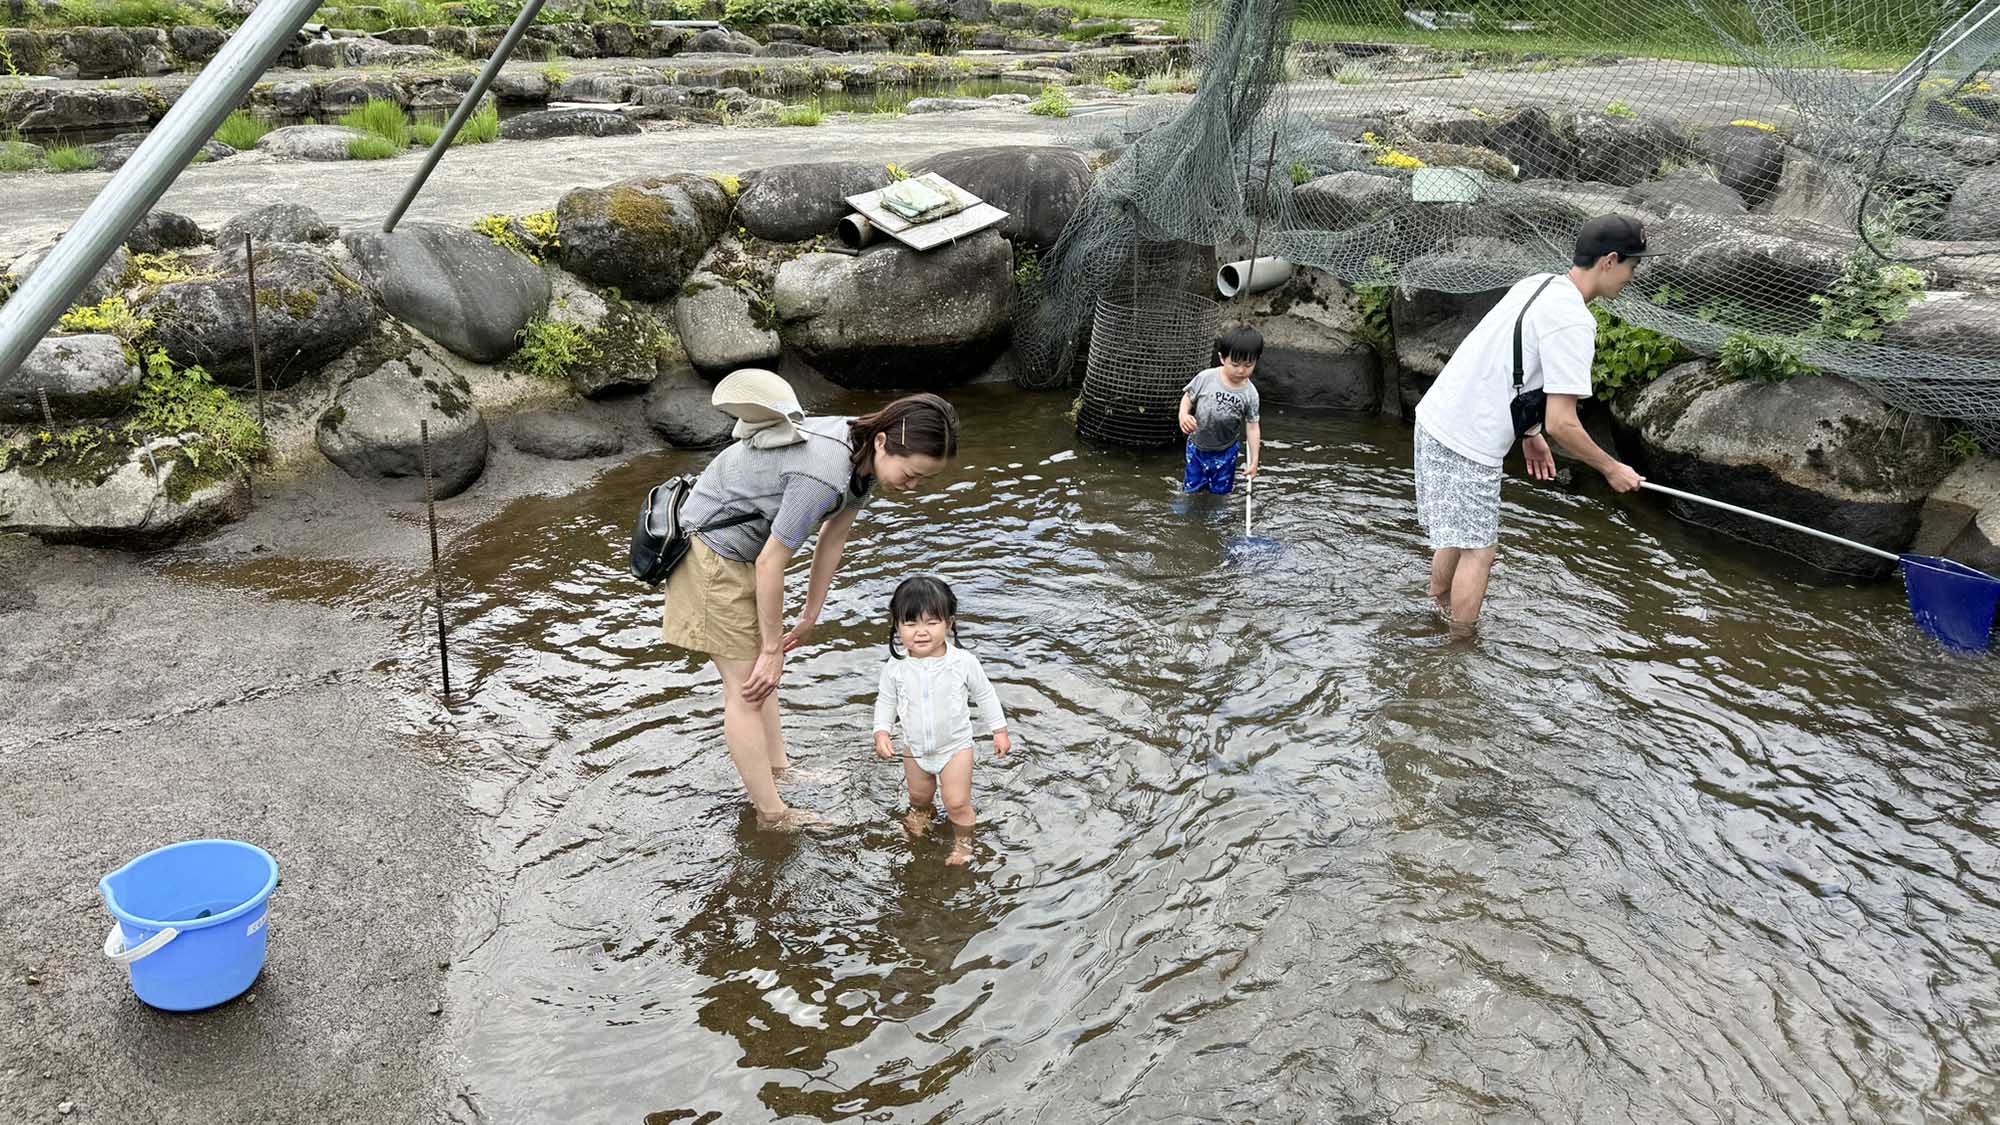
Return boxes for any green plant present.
[127,348,265,495]
[775,102,824,126]
[410,117,444,147]
[45,143,98,172]
[540,60,572,87]
[516,316,599,382]
[339,98,408,148]
[1942,429,1983,462]
[0,132,37,173]
[1352,255,1395,356]
[449,102,500,144]
[1719,330,1816,383]
[884,0,918,18]
[1289,161,1311,186]
[884,162,910,181]
[1014,244,1042,300]
[212,110,271,151]
[57,295,151,341]
[1590,306,1687,399]
[1143,66,1199,94]
[722,0,854,26]
[346,133,400,159]
[1103,70,1135,93]
[1334,61,1371,85]
[1604,100,1637,119]
[1028,84,1072,118]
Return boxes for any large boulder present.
[1883,293,2000,358]
[7,243,131,309]
[910,145,1093,250]
[1761,146,1865,230]
[508,411,624,460]
[1400,140,1517,180]
[1704,123,1787,209]
[1234,265,1382,412]
[736,160,895,243]
[316,347,489,499]
[254,124,371,162]
[91,133,233,173]
[55,28,139,80]
[318,76,403,112]
[675,271,780,375]
[342,223,550,363]
[542,272,684,398]
[1944,168,2000,241]
[773,230,1014,388]
[689,27,759,53]
[1646,218,1846,313]
[4,88,153,133]
[137,243,377,387]
[124,209,206,255]
[1622,170,1746,217]
[1,334,142,423]
[644,371,734,448]
[1570,110,1683,187]
[497,108,641,141]
[1912,457,2000,574]
[0,437,249,547]
[1610,360,1956,574]
[556,172,732,300]
[1294,170,1404,231]
[1485,106,1575,181]
[169,25,228,64]
[1390,281,1508,411]
[215,203,336,250]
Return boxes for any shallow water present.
[328,387,1994,1120]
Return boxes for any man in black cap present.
[1411,214,1653,627]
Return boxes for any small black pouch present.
[630,476,758,586]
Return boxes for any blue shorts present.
[1184,441,1241,494]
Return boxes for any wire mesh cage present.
[1076,286,1223,448]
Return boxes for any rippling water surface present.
[413,387,1994,1122]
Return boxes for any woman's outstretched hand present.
[782,619,816,653]
[744,648,784,703]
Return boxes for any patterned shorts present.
[1184,441,1241,494]
[1413,424,1502,550]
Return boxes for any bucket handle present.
[104,923,178,964]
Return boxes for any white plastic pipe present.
[1216,256,1293,298]
[837,213,880,249]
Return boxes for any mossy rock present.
[556,172,731,301]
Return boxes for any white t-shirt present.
[1414,274,1597,468]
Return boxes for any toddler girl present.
[873,575,1011,866]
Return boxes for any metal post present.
[0,0,324,382]
[381,0,551,234]
[244,234,265,437]
[420,420,453,701]
[35,387,52,429]
[1240,133,1277,307]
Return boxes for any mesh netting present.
[1020,0,2000,442]
[1076,259,1225,446]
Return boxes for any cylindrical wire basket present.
[1075,288,1222,449]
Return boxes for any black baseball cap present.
[1574,214,1657,263]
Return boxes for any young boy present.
[1178,324,1263,494]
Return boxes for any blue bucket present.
[1902,554,2000,654]
[100,840,278,1011]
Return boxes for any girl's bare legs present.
[937,747,976,866]
[901,753,937,838]
[713,657,795,828]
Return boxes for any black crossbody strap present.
[1512,275,1561,395]
[695,510,761,533]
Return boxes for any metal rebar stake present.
[381,0,551,233]
[1240,133,1278,308]
[245,234,266,439]
[35,387,52,429]
[420,420,453,701]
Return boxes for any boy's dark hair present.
[887,575,961,659]
[1215,324,1265,364]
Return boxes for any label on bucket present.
[247,915,267,937]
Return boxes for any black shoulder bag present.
[1509,274,1561,439]
[629,477,759,587]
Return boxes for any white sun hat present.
[712,367,805,448]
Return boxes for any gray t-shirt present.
[1184,367,1260,452]
[681,415,873,563]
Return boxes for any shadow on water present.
[383,386,1993,1121]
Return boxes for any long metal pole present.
[1639,481,1900,563]
[0,0,323,382]
[382,0,550,233]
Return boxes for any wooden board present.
[843,173,1009,250]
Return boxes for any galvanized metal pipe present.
[0,0,323,382]
[382,0,550,233]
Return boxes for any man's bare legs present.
[1429,546,1498,627]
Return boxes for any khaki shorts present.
[661,536,761,661]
